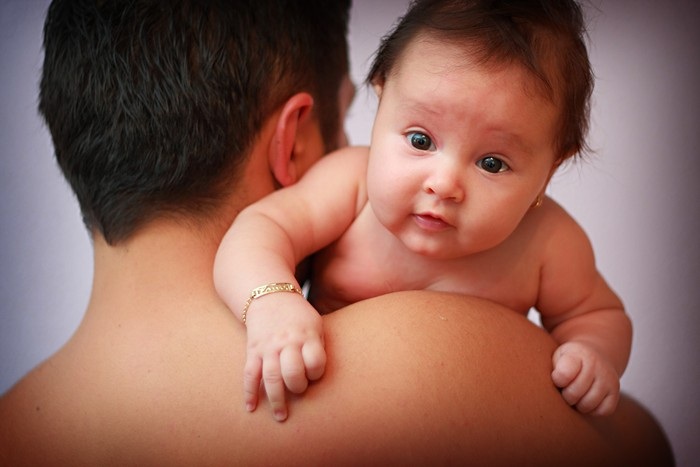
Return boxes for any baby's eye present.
[406,131,435,151]
[476,156,510,173]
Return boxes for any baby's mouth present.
[413,213,452,231]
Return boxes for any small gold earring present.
[532,195,544,208]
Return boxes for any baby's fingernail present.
[273,410,287,422]
[245,403,255,412]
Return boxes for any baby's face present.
[366,38,560,259]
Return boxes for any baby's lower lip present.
[413,214,451,231]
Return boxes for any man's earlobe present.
[268,93,314,187]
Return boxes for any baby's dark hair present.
[368,0,593,161]
[39,0,350,244]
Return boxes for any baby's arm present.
[535,201,631,416]
[214,147,368,421]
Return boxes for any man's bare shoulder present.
[0,291,673,465]
[318,291,673,465]
[0,304,246,464]
[0,351,84,464]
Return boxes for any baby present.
[215,0,631,422]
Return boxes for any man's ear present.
[268,92,314,187]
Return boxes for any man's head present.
[39,0,351,244]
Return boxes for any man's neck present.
[83,146,278,323]
[87,221,227,321]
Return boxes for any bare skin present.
[215,39,631,420]
[0,93,672,466]
[0,218,672,465]
[0,292,672,464]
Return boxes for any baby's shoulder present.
[302,146,370,213]
[298,145,369,188]
[321,145,369,169]
[525,197,583,232]
[521,196,593,254]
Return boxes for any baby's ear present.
[268,92,314,187]
[546,154,568,181]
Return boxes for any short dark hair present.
[39,0,351,244]
[368,0,593,161]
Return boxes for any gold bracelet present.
[241,282,303,325]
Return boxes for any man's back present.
[0,233,674,465]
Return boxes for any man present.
[0,1,672,464]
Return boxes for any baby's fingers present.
[576,372,620,416]
[280,347,308,394]
[589,391,619,417]
[555,357,595,408]
[551,350,583,389]
[243,356,262,413]
[302,339,326,382]
[262,356,288,422]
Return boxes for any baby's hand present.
[243,293,325,422]
[551,341,620,416]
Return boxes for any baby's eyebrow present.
[488,130,536,157]
[401,99,442,118]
